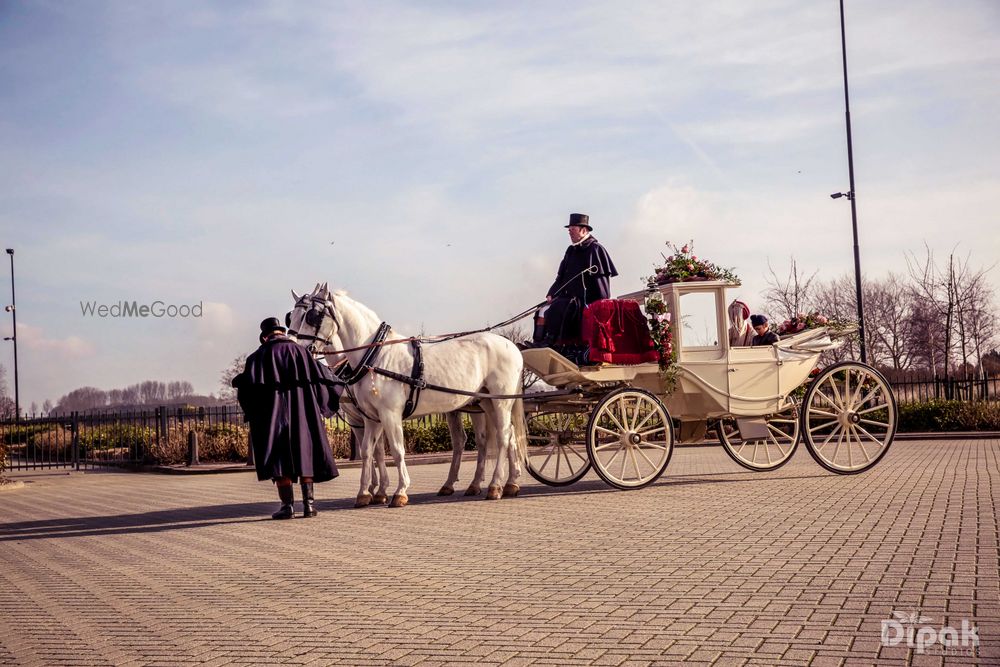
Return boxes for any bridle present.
[287,295,340,351]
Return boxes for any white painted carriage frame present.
[519,279,897,487]
[521,279,818,423]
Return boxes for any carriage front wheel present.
[586,388,674,490]
[525,411,591,486]
[717,403,800,472]
[801,362,897,474]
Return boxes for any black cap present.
[750,315,768,327]
[564,213,592,230]
[259,317,287,343]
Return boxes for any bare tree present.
[864,273,916,371]
[219,353,250,403]
[763,257,819,320]
[42,399,53,416]
[55,387,109,413]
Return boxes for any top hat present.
[564,213,592,230]
[259,316,287,343]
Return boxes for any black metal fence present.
[1,405,453,472]
[887,373,999,404]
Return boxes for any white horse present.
[288,284,526,507]
[338,390,497,503]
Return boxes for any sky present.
[1,0,998,410]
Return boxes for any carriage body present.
[522,279,897,489]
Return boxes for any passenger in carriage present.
[531,213,618,353]
[727,300,755,347]
[750,314,780,346]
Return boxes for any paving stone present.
[0,440,997,665]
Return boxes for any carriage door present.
[675,289,729,417]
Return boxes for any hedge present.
[898,400,1000,432]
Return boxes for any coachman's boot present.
[300,482,317,518]
[272,484,295,520]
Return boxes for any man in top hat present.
[232,317,340,519]
[535,213,618,350]
[750,315,780,346]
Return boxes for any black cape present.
[232,337,340,483]
[547,235,619,305]
[542,235,618,343]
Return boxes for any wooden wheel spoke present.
[632,409,656,433]
[853,391,885,413]
[816,424,843,449]
[604,408,627,434]
[858,418,889,429]
[595,425,621,438]
[634,446,659,471]
[594,441,621,452]
[603,444,624,468]
[854,423,886,449]
[848,426,873,462]
[766,423,792,440]
[856,403,887,416]
[638,440,669,451]
[638,425,666,437]
[565,443,588,464]
[808,419,839,434]
[824,375,846,407]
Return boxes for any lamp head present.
[5,249,12,255]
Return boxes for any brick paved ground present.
[1,439,998,666]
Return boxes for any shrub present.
[898,400,1000,432]
[79,424,156,460]
[149,422,249,465]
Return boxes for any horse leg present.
[483,402,509,500]
[438,412,466,496]
[355,420,379,508]
[372,427,389,505]
[382,418,410,508]
[464,411,491,496]
[498,399,523,498]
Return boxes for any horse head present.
[287,286,341,356]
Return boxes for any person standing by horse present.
[232,317,340,519]
[534,213,618,351]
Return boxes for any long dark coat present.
[233,337,339,483]
[544,235,619,342]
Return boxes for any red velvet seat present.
[581,299,659,365]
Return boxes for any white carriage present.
[521,280,898,490]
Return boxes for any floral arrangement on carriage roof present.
[778,311,854,336]
[645,240,740,288]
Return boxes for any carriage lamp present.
[830,191,854,200]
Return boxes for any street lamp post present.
[4,248,18,421]
[834,0,868,363]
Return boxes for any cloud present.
[2,322,96,359]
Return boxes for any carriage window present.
[679,292,720,348]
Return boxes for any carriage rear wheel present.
[801,362,897,474]
[586,388,673,490]
[525,411,591,486]
[717,403,800,472]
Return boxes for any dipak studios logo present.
[80,300,203,318]
[881,610,979,656]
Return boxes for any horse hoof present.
[354,493,372,508]
[389,494,409,508]
[437,486,454,496]
[372,493,388,505]
[486,485,502,500]
[464,485,481,497]
[502,483,520,498]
